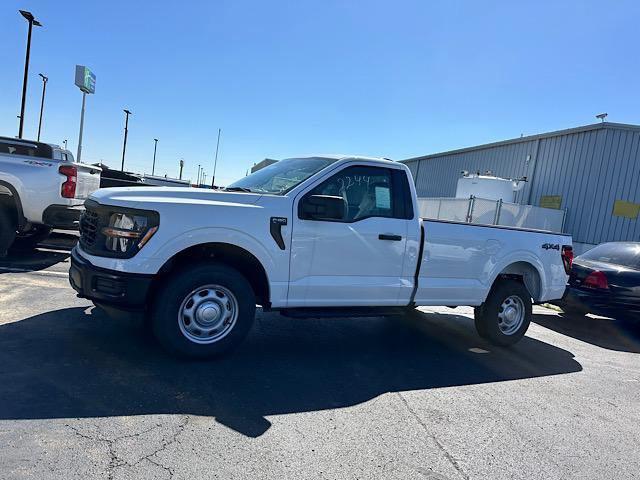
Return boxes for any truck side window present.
[307,166,399,222]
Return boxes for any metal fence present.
[417,196,566,233]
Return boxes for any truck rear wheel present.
[0,207,17,257]
[474,280,532,346]
[151,262,256,359]
[12,225,52,251]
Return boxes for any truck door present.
[288,165,413,307]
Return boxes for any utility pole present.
[37,73,48,141]
[121,109,132,171]
[179,159,184,180]
[211,128,221,187]
[18,10,42,139]
[152,138,158,175]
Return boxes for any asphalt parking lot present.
[0,234,639,480]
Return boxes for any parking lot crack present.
[130,415,190,478]
[65,420,184,479]
[397,393,469,480]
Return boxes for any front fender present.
[146,227,279,279]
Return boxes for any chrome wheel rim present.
[178,284,238,344]
[498,295,525,335]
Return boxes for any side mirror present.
[300,194,345,221]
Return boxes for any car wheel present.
[151,262,256,359]
[12,225,52,251]
[559,303,590,318]
[474,280,532,346]
[0,207,17,257]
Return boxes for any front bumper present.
[43,204,84,229]
[69,247,153,310]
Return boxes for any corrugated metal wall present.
[406,125,640,245]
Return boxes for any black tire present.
[151,262,256,359]
[474,280,532,346]
[474,305,489,339]
[558,303,589,318]
[0,207,17,257]
[11,225,52,251]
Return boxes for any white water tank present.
[455,173,525,202]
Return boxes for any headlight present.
[102,212,159,254]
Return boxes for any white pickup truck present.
[69,156,573,358]
[0,136,101,254]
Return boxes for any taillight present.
[59,165,77,198]
[583,270,609,290]
[561,245,573,274]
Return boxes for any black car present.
[558,242,640,321]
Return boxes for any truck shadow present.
[0,232,76,274]
[0,307,582,437]
[0,249,70,273]
[533,311,640,354]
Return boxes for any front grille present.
[79,208,100,248]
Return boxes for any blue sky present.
[1,0,638,185]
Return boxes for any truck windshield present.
[226,157,337,194]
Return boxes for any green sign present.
[75,65,96,94]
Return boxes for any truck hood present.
[89,186,264,209]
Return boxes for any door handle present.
[378,234,402,241]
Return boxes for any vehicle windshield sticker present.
[375,186,391,209]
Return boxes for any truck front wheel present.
[474,280,532,346]
[151,262,256,359]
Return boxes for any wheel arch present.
[0,180,25,228]
[490,260,544,302]
[149,242,271,308]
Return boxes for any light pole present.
[152,138,158,175]
[197,164,201,186]
[121,109,132,171]
[179,159,184,180]
[63,139,67,150]
[18,10,42,139]
[37,73,48,141]
[211,128,221,187]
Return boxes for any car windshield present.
[226,157,337,194]
[579,242,640,268]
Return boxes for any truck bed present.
[414,219,571,306]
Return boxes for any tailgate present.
[74,163,102,199]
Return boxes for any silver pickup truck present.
[0,136,101,255]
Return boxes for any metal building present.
[403,122,640,253]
